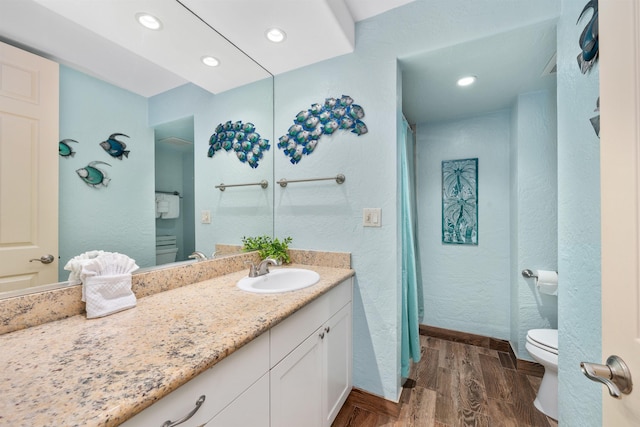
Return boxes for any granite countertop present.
[0,264,354,427]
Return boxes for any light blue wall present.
[274,56,401,400]
[511,89,558,359]
[557,0,601,424]
[58,66,155,279]
[415,111,512,339]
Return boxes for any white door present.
[0,41,59,292]
[600,0,640,424]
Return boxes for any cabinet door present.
[205,373,269,427]
[323,303,352,426]
[271,328,324,427]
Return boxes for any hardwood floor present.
[332,334,558,427]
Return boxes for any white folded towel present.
[64,250,107,287]
[83,274,137,318]
[68,251,139,318]
[161,194,180,219]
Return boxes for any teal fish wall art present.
[577,0,598,74]
[100,133,130,159]
[76,161,111,187]
[207,120,270,168]
[277,95,367,164]
[59,138,78,158]
[590,96,600,138]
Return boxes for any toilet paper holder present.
[521,269,558,279]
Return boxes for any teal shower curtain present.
[400,116,422,378]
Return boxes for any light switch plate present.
[201,210,211,224]
[363,208,381,227]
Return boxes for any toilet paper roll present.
[535,270,558,296]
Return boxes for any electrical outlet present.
[363,208,381,227]
[201,210,211,224]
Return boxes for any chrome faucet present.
[257,258,279,275]
[245,258,279,277]
[188,251,207,261]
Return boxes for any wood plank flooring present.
[332,335,558,427]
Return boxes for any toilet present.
[156,235,178,264]
[526,328,558,420]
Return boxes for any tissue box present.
[84,273,136,319]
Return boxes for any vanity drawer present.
[121,331,269,427]
[270,278,352,368]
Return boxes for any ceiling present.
[401,19,557,124]
[0,0,414,97]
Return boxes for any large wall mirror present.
[0,0,274,297]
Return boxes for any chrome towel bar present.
[215,180,269,191]
[277,174,345,188]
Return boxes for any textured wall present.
[59,66,155,278]
[512,90,559,359]
[274,55,401,400]
[415,111,511,339]
[557,0,602,424]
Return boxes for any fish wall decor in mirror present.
[207,120,271,168]
[100,133,130,160]
[277,95,367,164]
[59,139,78,158]
[76,161,111,188]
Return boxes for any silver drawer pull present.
[161,395,206,427]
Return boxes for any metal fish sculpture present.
[352,120,368,136]
[207,120,270,168]
[76,161,111,187]
[276,95,367,164]
[59,139,78,158]
[590,97,600,138]
[577,0,598,74]
[99,133,130,159]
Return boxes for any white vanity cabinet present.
[121,331,270,427]
[270,279,353,427]
[120,277,352,427]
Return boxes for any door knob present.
[580,355,633,398]
[29,254,55,264]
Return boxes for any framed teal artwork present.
[442,158,478,245]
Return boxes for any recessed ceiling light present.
[136,13,162,30]
[457,76,477,87]
[201,56,220,67]
[265,28,287,43]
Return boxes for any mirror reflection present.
[0,0,274,297]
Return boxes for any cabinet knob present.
[319,332,325,339]
[325,326,330,334]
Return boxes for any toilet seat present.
[527,329,558,355]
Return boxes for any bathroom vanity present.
[0,260,354,427]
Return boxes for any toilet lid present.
[527,329,558,354]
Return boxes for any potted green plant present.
[241,235,293,264]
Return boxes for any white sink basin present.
[237,268,320,293]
